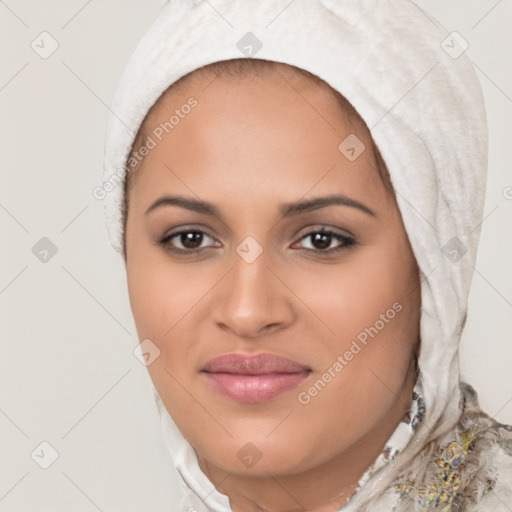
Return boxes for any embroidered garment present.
[391,383,512,512]
[356,379,427,492]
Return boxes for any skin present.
[124,63,421,512]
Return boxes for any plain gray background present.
[1,1,511,510]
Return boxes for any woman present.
[101,0,512,510]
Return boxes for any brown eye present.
[177,231,205,249]
[310,231,333,250]
[158,229,218,253]
[294,229,355,253]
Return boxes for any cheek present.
[296,241,420,418]
[126,247,204,339]
[298,247,418,345]
[126,259,207,418]
[290,251,419,448]
[126,253,218,404]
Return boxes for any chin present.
[196,431,323,477]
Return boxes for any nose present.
[213,250,296,339]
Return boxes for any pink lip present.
[201,352,311,403]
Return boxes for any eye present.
[293,228,356,254]
[158,229,219,253]
[158,227,356,255]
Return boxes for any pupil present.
[312,232,331,250]
[182,231,202,249]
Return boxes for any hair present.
[121,58,392,260]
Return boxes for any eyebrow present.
[144,194,376,218]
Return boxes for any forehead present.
[147,62,363,136]
[128,64,388,213]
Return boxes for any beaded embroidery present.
[393,382,512,510]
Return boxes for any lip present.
[201,352,311,403]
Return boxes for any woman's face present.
[125,65,421,481]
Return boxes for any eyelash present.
[157,228,356,256]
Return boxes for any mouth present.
[200,352,312,403]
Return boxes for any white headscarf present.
[101,1,490,509]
